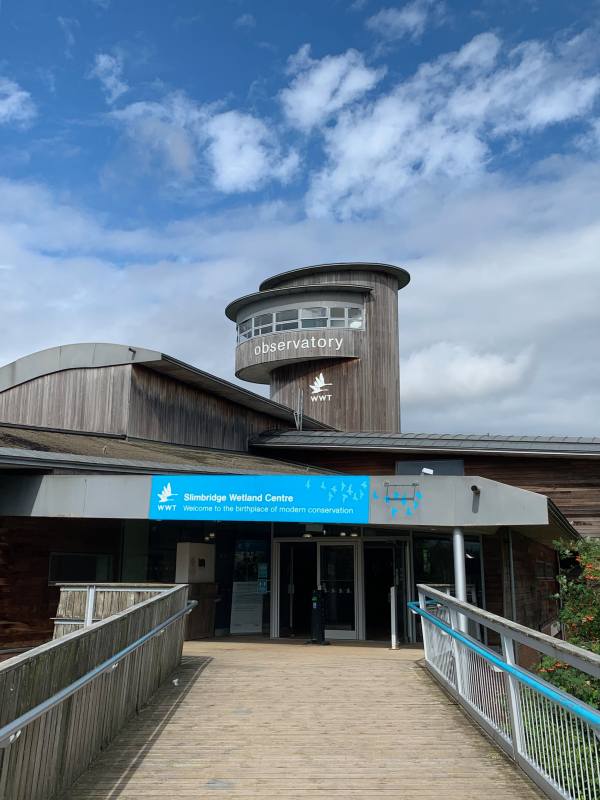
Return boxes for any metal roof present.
[0,343,332,431]
[259,262,411,291]
[250,430,600,457]
[0,424,332,476]
[225,283,372,321]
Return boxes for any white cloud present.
[366,1,442,42]
[111,94,298,192]
[89,53,128,104]
[401,342,534,405]
[206,111,299,192]
[0,78,36,126]
[57,16,79,56]
[281,45,385,131]
[0,159,599,435]
[306,32,600,217]
[110,93,208,180]
[235,13,256,29]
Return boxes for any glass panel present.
[254,313,273,326]
[320,545,355,631]
[275,321,299,331]
[301,318,326,328]
[238,319,252,341]
[275,309,298,322]
[348,307,362,318]
[255,324,272,334]
[329,319,345,328]
[330,307,345,318]
[301,307,327,318]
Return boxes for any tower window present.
[275,309,299,331]
[236,303,365,340]
[253,313,273,335]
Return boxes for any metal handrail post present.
[501,633,524,758]
[390,586,398,650]
[449,607,466,696]
[418,589,429,661]
[84,584,96,627]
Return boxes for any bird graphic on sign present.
[309,373,332,395]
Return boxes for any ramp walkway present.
[61,639,543,800]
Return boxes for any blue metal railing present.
[409,601,600,728]
[412,584,600,800]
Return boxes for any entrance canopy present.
[0,473,575,542]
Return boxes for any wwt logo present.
[309,372,332,402]
[157,482,178,511]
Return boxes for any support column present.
[452,526,468,633]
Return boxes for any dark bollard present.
[307,588,329,645]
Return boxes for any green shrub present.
[536,539,600,708]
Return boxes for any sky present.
[0,0,599,435]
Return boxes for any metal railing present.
[410,584,600,800]
[0,584,194,800]
[51,582,172,637]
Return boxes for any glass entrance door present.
[317,542,358,640]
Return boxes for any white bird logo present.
[157,483,177,503]
[309,372,332,395]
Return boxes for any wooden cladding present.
[0,363,290,452]
[263,268,401,432]
[127,366,286,451]
[0,365,130,435]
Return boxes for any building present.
[0,263,597,652]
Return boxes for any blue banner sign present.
[149,474,371,524]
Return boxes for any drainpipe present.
[453,527,468,632]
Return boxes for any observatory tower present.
[226,262,410,431]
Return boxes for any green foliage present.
[536,539,600,708]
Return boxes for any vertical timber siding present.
[268,268,401,432]
[0,366,130,435]
[127,366,286,451]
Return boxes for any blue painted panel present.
[149,475,370,524]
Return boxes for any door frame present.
[317,540,363,641]
[270,537,365,640]
[362,537,412,643]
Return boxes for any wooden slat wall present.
[259,448,600,538]
[0,365,130,435]
[127,365,286,451]
[0,585,188,800]
[267,268,401,431]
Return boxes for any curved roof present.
[225,282,372,321]
[259,262,411,291]
[0,343,333,430]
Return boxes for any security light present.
[421,467,434,475]
[302,532,313,538]
[471,485,481,495]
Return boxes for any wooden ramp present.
[62,639,544,800]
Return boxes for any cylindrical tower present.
[225,262,410,431]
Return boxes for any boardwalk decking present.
[62,639,544,799]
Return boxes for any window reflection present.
[237,304,364,342]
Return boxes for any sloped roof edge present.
[0,343,332,431]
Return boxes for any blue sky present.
[1,0,599,434]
